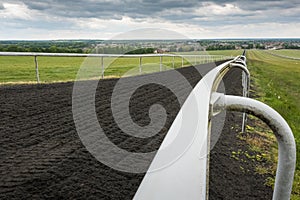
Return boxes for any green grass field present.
[247,50,300,199]
[269,49,300,58]
[0,52,236,84]
[175,50,243,57]
[0,56,184,83]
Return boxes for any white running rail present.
[0,52,232,83]
[133,54,296,200]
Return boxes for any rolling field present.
[176,50,243,56]
[247,50,300,199]
[0,56,183,83]
[269,49,300,59]
[0,51,240,84]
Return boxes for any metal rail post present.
[223,95,296,200]
[241,71,247,132]
[160,56,162,71]
[101,56,104,79]
[229,58,250,133]
[34,56,40,83]
[139,56,142,75]
[172,56,175,69]
[181,56,184,68]
[211,93,296,200]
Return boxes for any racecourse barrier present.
[134,53,296,200]
[0,52,233,83]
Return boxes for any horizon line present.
[0,37,300,41]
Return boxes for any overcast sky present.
[0,0,299,40]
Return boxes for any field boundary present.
[0,52,233,84]
[264,50,300,60]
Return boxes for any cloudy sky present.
[0,0,299,40]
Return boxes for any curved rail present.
[133,54,296,200]
[224,95,295,200]
[133,55,250,199]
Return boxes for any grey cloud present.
[15,0,202,19]
[24,1,49,10]
[238,1,298,11]
[7,0,299,21]
[2,0,300,30]
[0,18,78,31]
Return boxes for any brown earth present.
[0,61,273,199]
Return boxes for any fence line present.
[0,52,233,83]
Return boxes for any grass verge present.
[246,50,300,199]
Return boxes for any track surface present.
[0,61,272,199]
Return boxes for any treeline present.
[89,47,155,54]
[206,45,236,51]
[0,44,157,54]
[206,43,266,50]
[1,39,299,54]
[284,44,300,49]
[254,44,266,49]
[125,48,155,54]
[0,40,101,53]
[0,45,84,53]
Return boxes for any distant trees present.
[169,46,177,52]
[255,44,266,49]
[206,44,236,51]
[247,43,254,49]
[0,39,299,54]
[284,44,300,49]
[0,44,84,53]
[0,40,95,53]
[125,48,155,54]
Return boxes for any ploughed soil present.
[0,61,272,199]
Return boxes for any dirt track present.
[0,61,272,199]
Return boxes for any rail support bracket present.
[211,93,296,200]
